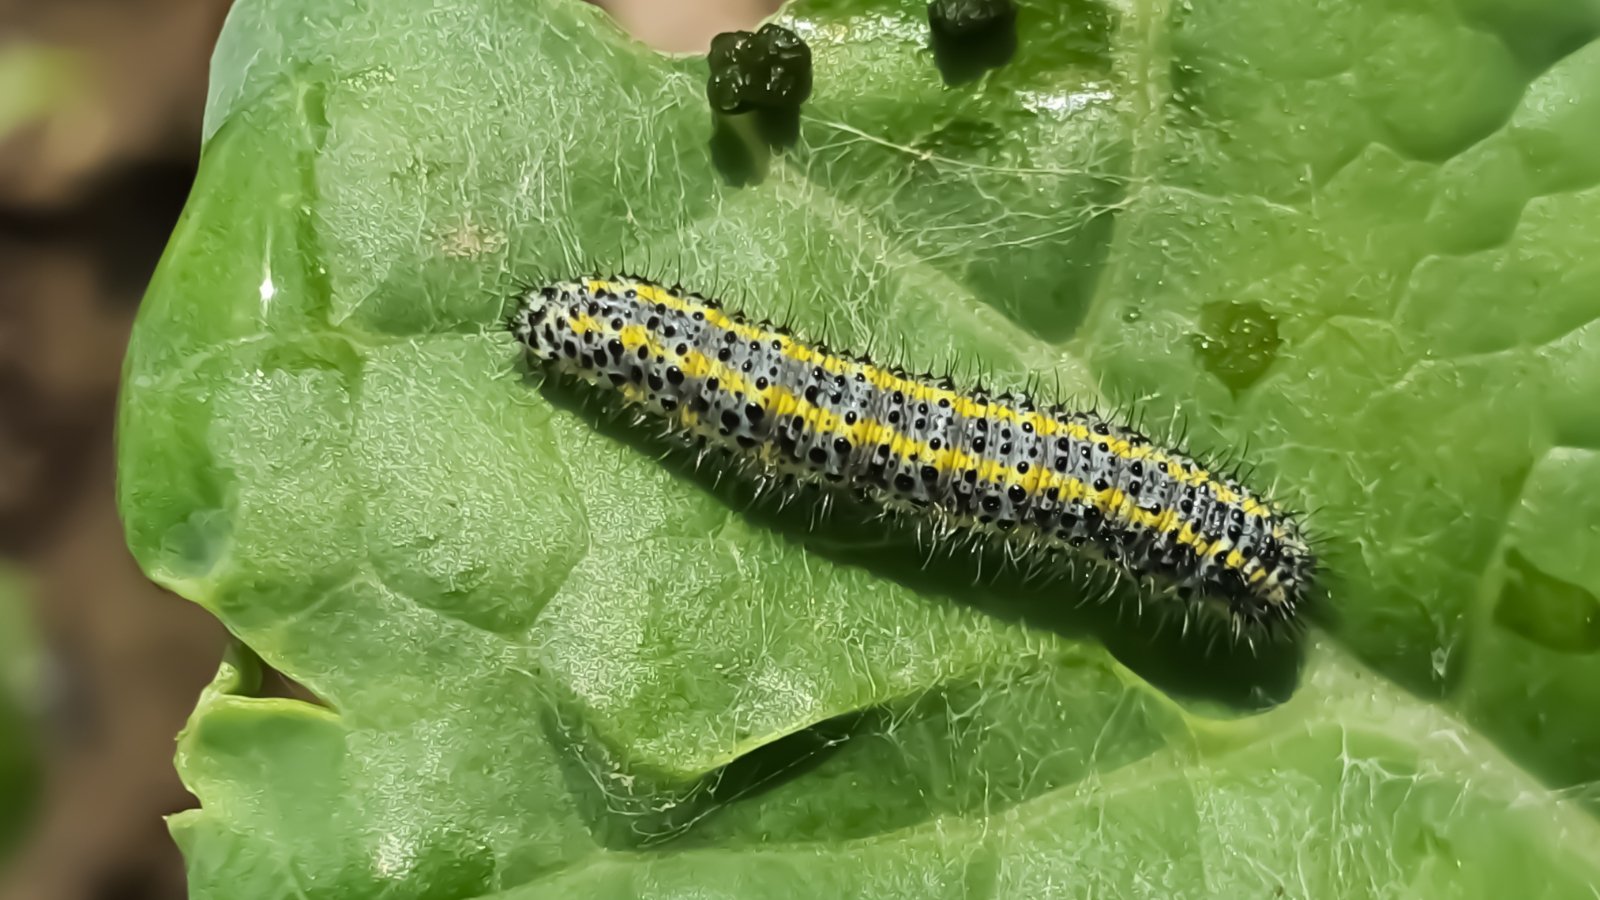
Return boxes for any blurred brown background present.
[0,1,776,897]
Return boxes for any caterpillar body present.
[510,275,1315,636]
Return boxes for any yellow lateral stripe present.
[619,280,1064,431]
[600,316,1266,572]
[617,323,665,359]
[595,279,1268,511]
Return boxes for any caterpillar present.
[508,275,1316,637]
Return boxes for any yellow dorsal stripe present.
[602,317,1264,570]
[594,279,1266,511]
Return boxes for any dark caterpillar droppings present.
[706,24,813,115]
[928,0,1017,37]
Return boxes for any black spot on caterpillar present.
[509,275,1317,639]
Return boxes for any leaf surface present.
[117,0,1600,896]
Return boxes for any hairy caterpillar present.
[509,275,1316,637]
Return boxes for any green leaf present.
[118,0,1600,896]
